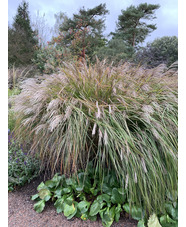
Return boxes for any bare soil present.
[8,177,137,227]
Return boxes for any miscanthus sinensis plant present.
[13,59,177,214]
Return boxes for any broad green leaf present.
[77,172,86,185]
[54,197,65,213]
[45,180,58,188]
[166,191,178,202]
[75,209,81,218]
[64,203,76,217]
[46,174,63,188]
[161,224,178,227]
[138,220,146,227]
[109,206,116,219]
[115,204,122,222]
[51,173,62,183]
[67,201,78,219]
[160,215,167,224]
[111,188,125,204]
[90,187,99,196]
[165,203,178,220]
[54,189,63,198]
[44,195,51,202]
[99,207,107,217]
[31,194,39,200]
[166,215,177,224]
[37,182,47,191]
[102,194,111,203]
[34,200,45,213]
[147,213,162,227]
[118,187,126,195]
[123,203,143,220]
[160,214,177,225]
[65,195,74,205]
[101,207,115,227]
[77,201,91,213]
[102,183,112,195]
[89,200,102,216]
[123,203,130,213]
[109,175,118,187]
[102,212,112,223]
[66,178,75,186]
[97,194,111,203]
[38,188,51,201]
[62,187,72,194]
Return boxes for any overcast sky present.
[8,0,178,44]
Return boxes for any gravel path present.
[8,177,137,227]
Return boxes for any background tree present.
[95,38,134,64]
[52,12,69,37]
[31,10,52,48]
[134,36,178,68]
[112,3,160,48]
[8,0,37,66]
[51,4,109,60]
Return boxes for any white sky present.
[8,0,178,44]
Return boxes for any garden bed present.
[8,177,137,227]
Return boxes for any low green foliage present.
[8,88,21,98]
[32,166,129,227]
[31,166,178,227]
[8,135,40,191]
[32,45,72,73]
[8,110,16,132]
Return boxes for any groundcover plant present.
[12,59,177,218]
[31,164,178,227]
[8,132,40,191]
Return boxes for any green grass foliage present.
[12,59,178,214]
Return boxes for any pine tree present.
[52,4,109,60]
[112,3,160,48]
[8,0,37,66]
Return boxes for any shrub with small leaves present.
[32,44,72,74]
[8,133,40,191]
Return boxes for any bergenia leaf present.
[64,203,76,217]
[77,201,90,213]
[31,194,39,200]
[37,182,47,191]
[38,188,51,201]
[147,213,162,227]
[34,200,45,213]
[89,200,102,216]
[138,220,146,227]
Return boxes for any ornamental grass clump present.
[13,59,177,214]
